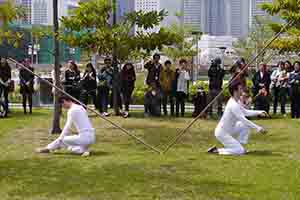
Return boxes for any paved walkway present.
[9,103,291,113]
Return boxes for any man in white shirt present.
[36,96,96,156]
[208,81,268,155]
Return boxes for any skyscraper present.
[16,0,78,25]
[159,0,183,27]
[32,0,47,25]
[183,0,204,32]
[250,0,273,26]
[183,0,250,38]
[228,0,249,37]
[116,0,135,22]
[19,0,32,24]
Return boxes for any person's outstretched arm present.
[242,106,265,117]
[232,103,262,132]
[58,110,74,140]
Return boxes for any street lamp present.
[191,31,202,83]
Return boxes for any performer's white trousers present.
[47,130,95,154]
[215,121,250,155]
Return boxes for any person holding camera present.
[80,63,97,109]
[271,61,289,115]
[144,53,163,87]
[64,60,81,100]
[207,57,225,118]
[97,58,113,116]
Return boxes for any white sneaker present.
[123,111,129,118]
[81,151,90,157]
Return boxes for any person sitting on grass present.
[36,96,95,157]
[192,86,207,118]
[208,80,268,155]
[144,82,162,117]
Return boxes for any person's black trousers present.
[207,89,223,117]
[162,91,174,116]
[176,91,186,117]
[254,95,270,113]
[291,87,300,118]
[80,89,98,109]
[122,87,134,112]
[97,86,109,113]
[279,87,288,115]
[0,85,9,112]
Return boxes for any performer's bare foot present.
[207,146,218,154]
[36,147,50,153]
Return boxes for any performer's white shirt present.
[217,97,264,133]
[59,103,94,140]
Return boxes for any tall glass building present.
[184,0,250,38]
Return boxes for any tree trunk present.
[112,0,120,116]
[50,0,61,134]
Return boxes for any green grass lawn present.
[0,110,300,200]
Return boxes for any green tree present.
[261,0,300,52]
[60,0,179,113]
[161,23,201,63]
[233,16,274,66]
[0,1,25,48]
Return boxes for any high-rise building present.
[16,0,78,25]
[183,0,250,38]
[116,0,135,22]
[183,0,204,32]
[250,0,273,26]
[159,0,183,27]
[227,0,249,37]
[32,0,47,25]
[19,0,32,24]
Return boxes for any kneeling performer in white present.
[208,81,267,155]
[36,96,95,156]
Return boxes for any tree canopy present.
[162,23,201,63]
[60,0,180,62]
[261,0,300,51]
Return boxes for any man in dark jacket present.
[207,58,225,118]
[0,57,11,115]
[288,61,300,118]
[252,63,271,112]
[19,59,34,114]
[144,53,163,87]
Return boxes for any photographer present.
[64,60,81,100]
[80,63,97,109]
[144,53,163,87]
[207,58,225,118]
[97,58,113,116]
